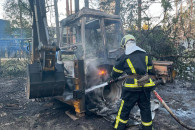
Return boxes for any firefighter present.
[110,34,155,130]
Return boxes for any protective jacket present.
[112,50,155,130]
[111,50,155,91]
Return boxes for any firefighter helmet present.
[120,34,136,48]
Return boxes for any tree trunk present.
[66,0,69,16]
[70,0,72,14]
[115,0,120,15]
[175,0,178,17]
[114,0,120,47]
[66,0,70,45]
[18,0,23,37]
[84,0,89,8]
[189,0,193,32]
[191,0,193,16]
[138,0,142,31]
[54,0,60,47]
[75,0,79,13]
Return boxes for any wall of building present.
[0,19,30,58]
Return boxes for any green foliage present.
[121,0,154,29]
[175,51,195,80]
[127,26,194,80]
[0,59,29,78]
[127,27,177,58]
[3,0,32,38]
[99,0,115,14]
[97,0,195,80]
[161,0,172,12]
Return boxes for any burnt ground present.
[0,77,194,130]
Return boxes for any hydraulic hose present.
[153,90,195,130]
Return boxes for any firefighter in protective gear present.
[111,34,155,130]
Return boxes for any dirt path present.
[0,77,194,130]
[0,78,114,130]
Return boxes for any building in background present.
[0,19,30,58]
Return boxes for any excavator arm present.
[27,0,65,99]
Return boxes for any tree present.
[96,0,195,79]
[99,0,115,14]
[120,0,155,30]
[3,0,32,38]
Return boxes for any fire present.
[98,69,107,76]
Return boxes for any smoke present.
[85,60,103,87]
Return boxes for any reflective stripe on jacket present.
[111,51,155,91]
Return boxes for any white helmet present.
[121,34,146,55]
[120,34,136,49]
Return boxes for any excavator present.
[26,1,195,129]
[27,0,174,117]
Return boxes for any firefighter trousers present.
[113,90,152,130]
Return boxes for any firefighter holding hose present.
[110,34,155,130]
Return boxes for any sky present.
[0,0,5,19]
[50,0,165,26]
[0,0,86,20]
[0,0,178,26]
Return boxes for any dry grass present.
[0,58,29,78]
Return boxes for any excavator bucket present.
[26,63,65,99]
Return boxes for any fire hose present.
[85,75,195,130]
[151,80,195,130]
[153,90,195,130]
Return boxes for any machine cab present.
[59,7,124,64]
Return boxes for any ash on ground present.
[0,77,194,130]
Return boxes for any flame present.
[98,69,107,76]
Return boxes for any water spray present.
[85,82,108,94]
